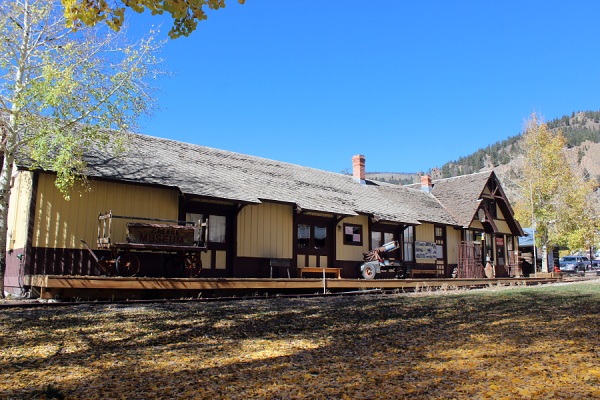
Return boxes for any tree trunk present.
[0,155,15,298]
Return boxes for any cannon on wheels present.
[360,240,407,280]
[82,211,207,278]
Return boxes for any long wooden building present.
[4,133,524,295]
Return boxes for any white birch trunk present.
[0,149,15,298]
[0,0,30,297]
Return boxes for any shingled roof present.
[428,171,494,228]
[77,133,459,227]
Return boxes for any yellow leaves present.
[61,0,247,38]
[516,112,598,251]
[587,367,600,378]
[1,281,600,398]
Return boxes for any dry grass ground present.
[1,280,599,399]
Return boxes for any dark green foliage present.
[547,111,600,146]
[578,148,585,164]
[441,164,451,178]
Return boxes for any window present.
[403,226,414,262]
[298,224,310,248]
[186,213,204,243]
[209,215,227,243]
[186,213,226,244]
[435,225,445,260]
[371,231,395,250]
[343,224,363,246]
[488,200,497,219]
[384,232,394,244]
[371,231,382,250]
[464,230,474,242]
[314,226,327,249]
[507,236,514,265]
[297,224,328,250]
[485,233,493,261]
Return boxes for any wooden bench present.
[298,267,342,279]
[409,269,439,278]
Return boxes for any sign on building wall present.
[415,241,437,259]
[127,223,195,246]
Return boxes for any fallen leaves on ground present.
[1,281,599,399]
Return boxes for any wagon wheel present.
[164,255,185,278]
[116,252,140,277]
[183,253,202,278]
[362,264,376,280]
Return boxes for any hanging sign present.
[415,241,437,259]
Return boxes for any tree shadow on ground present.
[2,282,599,398]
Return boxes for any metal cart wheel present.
[116,252,141,277]
[362,264,376,280]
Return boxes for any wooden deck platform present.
[24,275,561,300]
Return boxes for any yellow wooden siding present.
[336,215,369,261]
[492,206,513,234]
[7,171,34,250]
[215,251,227,269]
[470,220,484,230]
[416,224,435,264]
[33,173,179,249]
[446,228,461,264]
[494,220,511,234]
[200,251,211,270]
[237,203,293,258]
[416,223,434,242]
[297,254,305,268]
[309,255,317,267]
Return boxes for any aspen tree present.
[515,114,598,271]
[0,0,164,297]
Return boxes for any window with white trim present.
[403,226,414,262]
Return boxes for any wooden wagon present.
[81,211,207,278]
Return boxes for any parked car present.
[559,256,589,273]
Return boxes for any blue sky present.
[129,1,600,174]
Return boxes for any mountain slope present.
[367,110,600,187]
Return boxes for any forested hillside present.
[436,111,600,181]
[366,110,600,186]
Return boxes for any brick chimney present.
[352,154,366,184]
[421,174,432,193]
